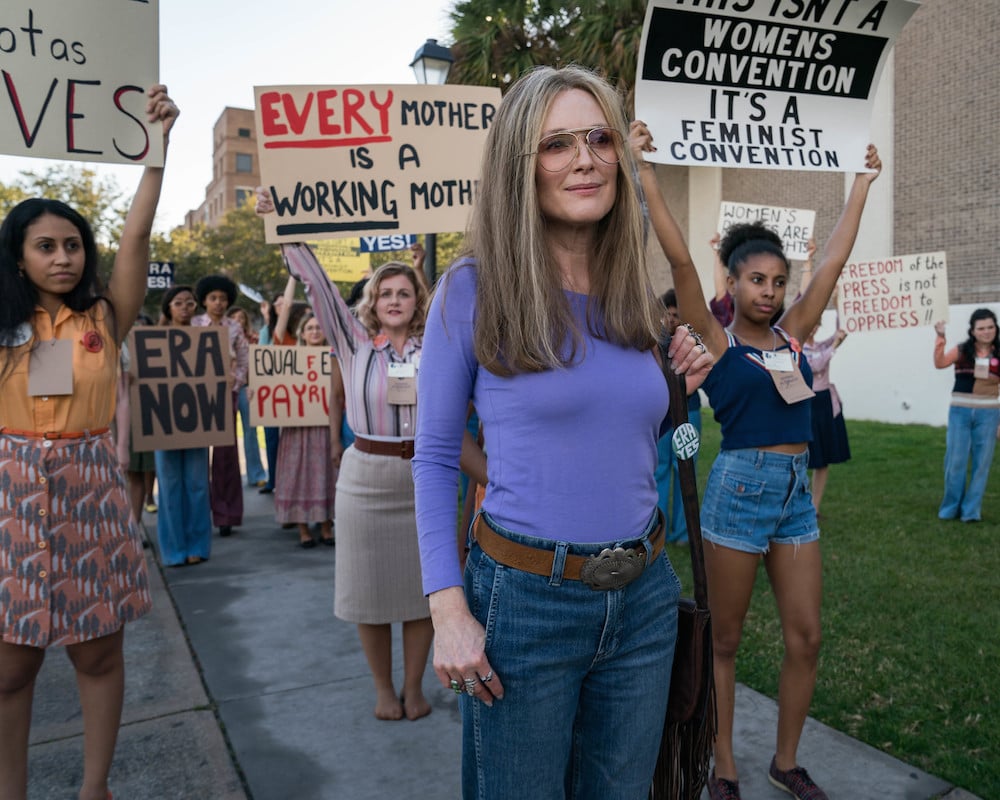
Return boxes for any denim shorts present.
[462,510,681,800]
[701,448,819,554]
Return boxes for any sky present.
[0,0,457,233]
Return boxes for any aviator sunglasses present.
[525,126,625,172]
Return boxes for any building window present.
[238,128,252,138]
[236,153,253,173]
[236,188,250,207]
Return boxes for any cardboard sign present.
[635,0,919,172]
[0,1,163,166]
[837,251,948,333]
[248,345,333,427]
[309,239,371,283]
[254,83,501,243]
[718,202,815,259]
[127,327,234,451]
[147,260,174,290]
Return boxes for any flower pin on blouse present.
[81,330,104,353]
[373,333,389,349]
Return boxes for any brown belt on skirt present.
[352,435,415,459]
[472,514,665,589]
[0,426,110,440]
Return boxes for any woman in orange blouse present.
[0,86,178,800]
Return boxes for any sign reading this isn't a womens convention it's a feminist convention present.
[0,0,163,166]
[635,0,919,172]
[254,84,502,243]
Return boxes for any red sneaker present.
[768,755,829,800]
[707,770,741,800]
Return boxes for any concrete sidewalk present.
[27,487,981,799]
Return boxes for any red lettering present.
[260,91,287,136]
[343,88,373,135]
[256,386,271,418]
[281,92,314,136]
[369,90,393,134]
[112,84,149,160]
[2,70,57,146]
[317,89,340,136]
[291,383,308,416]
[271,385,292,418]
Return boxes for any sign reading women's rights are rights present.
[0,1,163,166]
[254,84,501,243]
[718,202,815,259]
[635,0,919,172]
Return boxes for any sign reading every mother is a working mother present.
[635,0,919,172]
[254,84,501,243]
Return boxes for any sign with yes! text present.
[0,1,163,166]
[254,84,501,243]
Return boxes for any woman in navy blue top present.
[633,124,881,800]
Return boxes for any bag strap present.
[658,335,709,612]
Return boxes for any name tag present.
[28,339,74,396]
[974,357,990,380]
[762,351,794,372]
[388,362,415,379]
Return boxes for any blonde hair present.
[463,65,659,376]
[295,311,327,346]
[355,262,428,338]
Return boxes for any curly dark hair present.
[719,221,789,277]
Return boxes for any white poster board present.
[718,202,815,259]
[837,251,948,333]
[254,84,501,243]
[0,0,162,166]
[635,0,919,172]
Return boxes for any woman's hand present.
[255,186,275,216]
[146,84,179,144]
[860,144,882,184]
[329,439,344,469]
[628,120,657,166]
[934,320,947,338]
[429,587,503,706]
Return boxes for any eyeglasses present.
[526,127,624,172]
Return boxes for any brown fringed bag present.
[650,336,717,800]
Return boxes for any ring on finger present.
[480,670,494,683]
[449,679,463,694]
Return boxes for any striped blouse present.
[281,243,419,441]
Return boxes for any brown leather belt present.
[0,426,110,440]
[353,435,414,459]
[473,514,665,590]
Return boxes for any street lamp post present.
[410,38,454,286]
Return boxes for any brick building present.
[184,107,260,229]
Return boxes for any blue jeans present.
[939,405,1000,521]
[701,448,819,554]
[655,409,702,542]
[462,512,680,800]
[154,448,212,566]
[263,426,280,491]
[237,385,267,486]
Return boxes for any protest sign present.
[254,83,501,243]
[359,234,417,253]
[718,202,815,259]
[128,327,234,451]
[147,261,174,290]
[309,239,371,283]
[0,1,162,166]
[837,251,947,333]
[635,0,919,172]
[248,345,333,427]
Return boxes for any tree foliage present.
[447,0,648,112]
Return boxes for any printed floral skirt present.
[0,431,152,647]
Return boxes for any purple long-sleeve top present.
[412,261,669,595]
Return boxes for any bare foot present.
[374,688,404,720]
[402,692,432,721]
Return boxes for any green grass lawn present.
[666,416,999,798]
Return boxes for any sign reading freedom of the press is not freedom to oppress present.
[248,345,334,427]
[127,327,235,451]
[635,0,919,172]
[0,0,163,166]
[718,202,815,260]
[254,84,502,243]
[836,251,948,334]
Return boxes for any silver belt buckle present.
[579,546,646,591]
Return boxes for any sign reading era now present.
[248,345,334,427]
[836,251,948,334]
[0,1,163,166]
[127,327,234,451]
[254,83,501,243]
[635,0,919,172]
